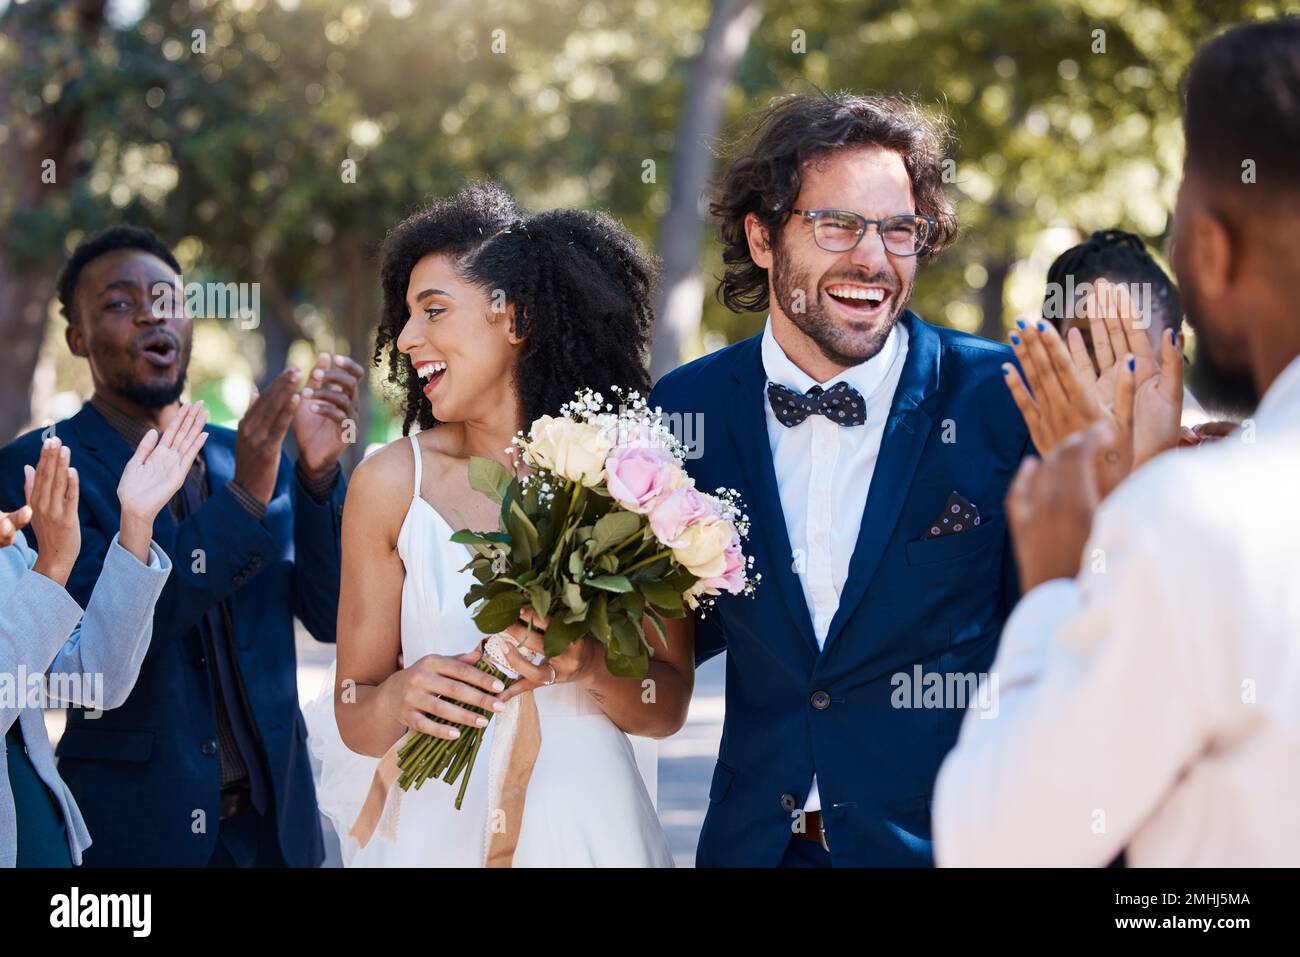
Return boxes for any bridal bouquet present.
[396,387,757,805]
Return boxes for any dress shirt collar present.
[760,315,902,402]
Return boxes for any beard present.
[1181,285,1259,418]
[1187,345,1258,418]
[770,237,911,367]
[113,372,188,410]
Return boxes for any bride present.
[304,183,691,866]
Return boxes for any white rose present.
[670,518,731,580]
[525,416,613,487]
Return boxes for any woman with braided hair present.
[1037,227,1239,443]
[304,185,684,866]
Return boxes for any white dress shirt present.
[761,317,909,812]
[934,353,1300,866]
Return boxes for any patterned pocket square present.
[922,491,981,539]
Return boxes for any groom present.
[651,92,1030,866]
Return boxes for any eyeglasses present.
[790,208,936,257]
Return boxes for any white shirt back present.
[935,353,1300,865]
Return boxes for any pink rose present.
[648,485,713,545]
[700,542,746,595]
[604,445,683,515]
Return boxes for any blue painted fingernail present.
[1037,321,1047,332]
[1128,356,1135,371]
[1016,318,1026,329]
[1002,363,1012,375]
[1010,334,1020,345]
[1170,328,1177,346]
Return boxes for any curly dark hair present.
[376,182,521,434]
[57,225,181,323]
[1043,228,1181,333]
[711,91,958,315]
[463,208,656,428]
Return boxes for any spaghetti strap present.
[409,433,422,499]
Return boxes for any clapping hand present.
[1004,319,1134,498]
[117,401,210,562]
[1004,282,1185,497]
[23,438,82,587]
[1072,280,1185,469]
[0,504,32,549]
[1006,423,1113,593]
[293,353,364,480]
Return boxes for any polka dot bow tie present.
[766,380,867,428]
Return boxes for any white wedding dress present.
[303,434,673,867]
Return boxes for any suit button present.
[200,740,217,756]
[811,690,831,710]
[780,792,798,812]
[192,654,207,669]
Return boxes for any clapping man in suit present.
[651,93,1030,866]
[0,226,363,867]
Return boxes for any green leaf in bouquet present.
[541,613,584,658]
[588,593,611,643]
[449,529,512,546]
[620,589,645,620]
[605,623,649,678]
[586,574,633,593]
[596,552,620,573]
[591,510,643,555]
[506,500,540,566]
[527,585,552,622]
[638,579,685,613]
[628,556,671,580]
[562,580,588,617]
[474,590,527,634]
[611,617,644,657]
[468,456,514,503]
[568,549,585,579]
[644,608,669,650]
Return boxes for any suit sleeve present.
[77,481,277,664]
[290,463,346,644]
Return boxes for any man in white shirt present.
[934,16,1300,866]
[652,92,1030,866]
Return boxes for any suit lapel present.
[822,312,942,652]
[727,336,820,658]
[72,404,138,490]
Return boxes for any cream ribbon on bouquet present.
[349,634,543,868]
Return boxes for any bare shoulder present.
[344,436,419,537]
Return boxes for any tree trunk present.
[978,251,1011,342]
[0,0,107,442]
[649,0,762,382]
[339,244,373,474]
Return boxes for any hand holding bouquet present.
[396,388,757,804]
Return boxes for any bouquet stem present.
[395,656,514,809]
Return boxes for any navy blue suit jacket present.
[0,403,344,867]
[650,312,1030,867]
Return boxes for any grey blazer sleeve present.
[46,533,172,710]
[0,534,171,724]
[0,537,84,736]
